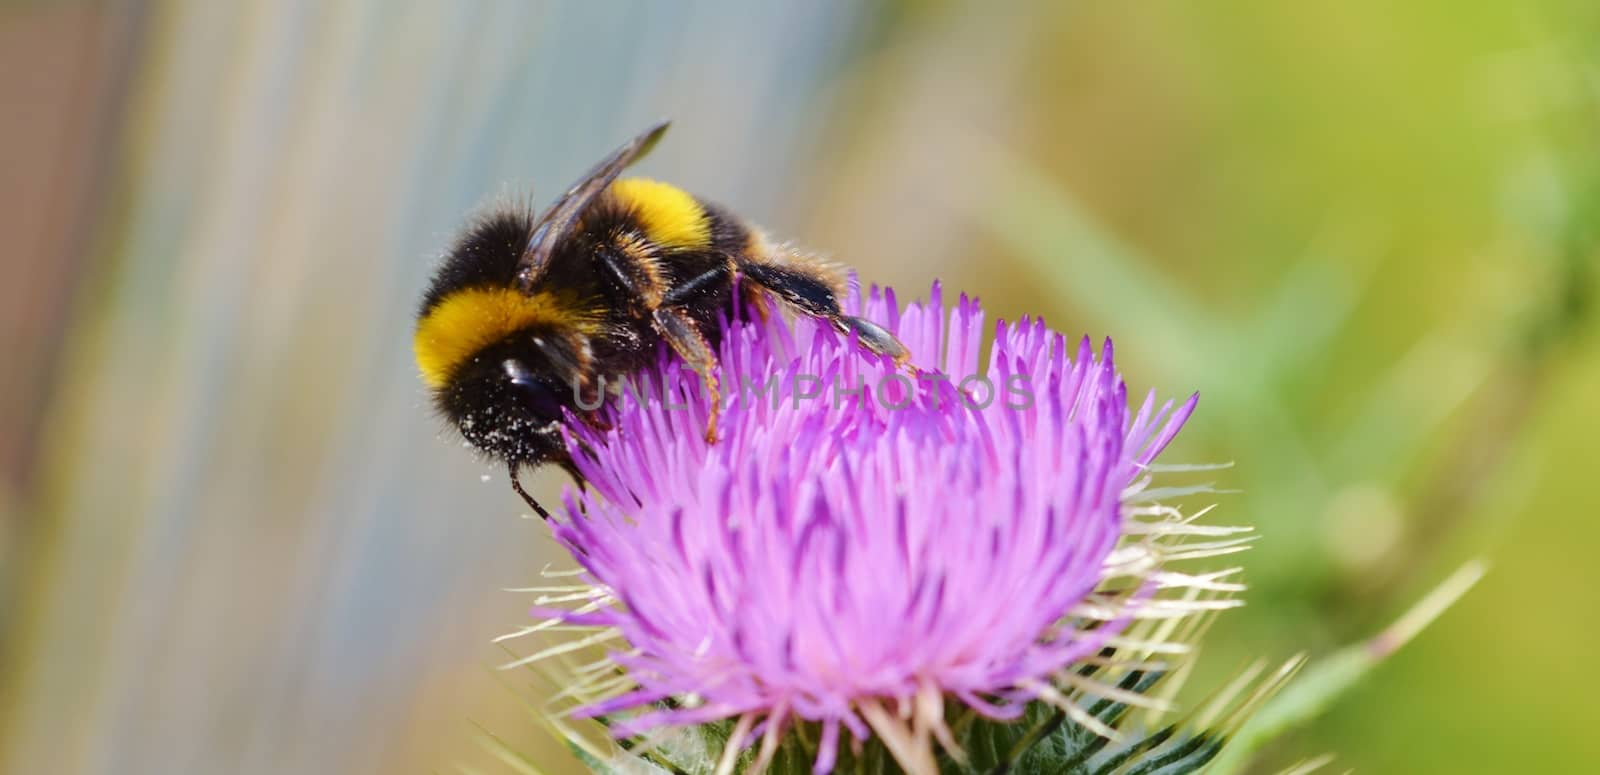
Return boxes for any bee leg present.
[580,410,614,432]
[660,266,729,307]
[555,448,604,517]
[730,270,773,321]
[558,459,594,503]
[596,250,725,442]
[739,263,911,368]
[650,306,722,443]
[508,462,552,520]
[833,315,912,370]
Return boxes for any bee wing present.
[515,120,671,294]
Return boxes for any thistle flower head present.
[522,283,1243,774]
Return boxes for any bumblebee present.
[414,121,909,517]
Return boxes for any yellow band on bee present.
[414,287,578,389]
[609,178,711,249]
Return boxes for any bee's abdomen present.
[607,178,714,251]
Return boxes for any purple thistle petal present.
[529,282,1218,771]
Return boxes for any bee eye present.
[502,359,565,419]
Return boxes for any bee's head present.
[415,262,596,465]
[429,334,580,465]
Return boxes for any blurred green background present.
[2,1,1595,772]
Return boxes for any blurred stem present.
[1350,172,1596,606]
[469,721,554,775]
[1207,560,1486,774]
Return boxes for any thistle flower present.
[513,283,1252,774]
